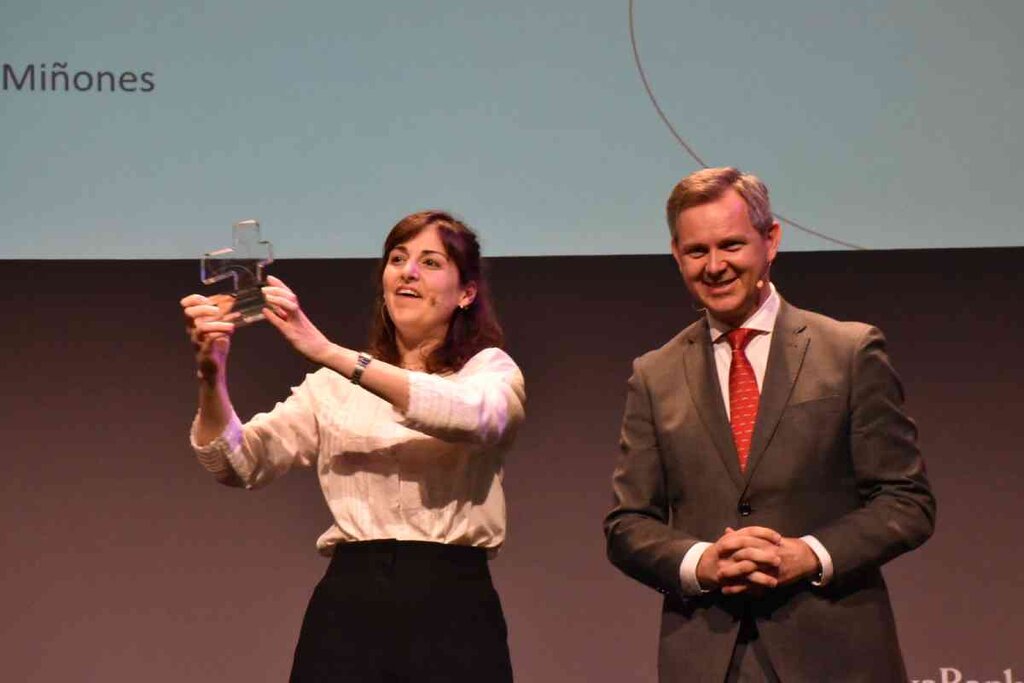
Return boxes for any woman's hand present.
[262,276,333,365]
[181,293,236,382]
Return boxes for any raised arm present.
[397,348,525,445]
[181,293,242,484]
[258,276,412,409]
[259,277,524,445]
[181,292,319,488]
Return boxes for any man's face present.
[670,188,780,327]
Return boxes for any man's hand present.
[696,526,782,595]
[773,537,821,587]
[696,528,822,595]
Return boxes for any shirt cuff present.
[190,413,249,481]
[679,541,713,595]
[800,534,834,586]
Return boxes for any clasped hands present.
[695,526,820,596]
[181,276,333,377]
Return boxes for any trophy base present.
[229,288,267,327]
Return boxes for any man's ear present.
[670,238,685,274]
[765,221,782,263]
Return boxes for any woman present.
[182,211,525,682]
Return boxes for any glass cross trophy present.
[201,219,274,327]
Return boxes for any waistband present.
[328,539,488,567]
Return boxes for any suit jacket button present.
[738,501,752,516]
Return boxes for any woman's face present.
[382,225,476,344]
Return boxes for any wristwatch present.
[351,351,373,386]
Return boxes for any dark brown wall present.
[1,249,1021,682]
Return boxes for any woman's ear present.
[459,281,478,309]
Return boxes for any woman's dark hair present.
[367,210,504,373]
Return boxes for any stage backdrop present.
[3,0,1023,257]
[1,248,1021,682]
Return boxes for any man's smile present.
[701,277,738,293]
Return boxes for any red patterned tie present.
[726,328,760,471]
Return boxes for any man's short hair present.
[666,167,773,241]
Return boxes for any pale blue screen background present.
[2,0,1021,258]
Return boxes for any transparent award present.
[201,219,274,327]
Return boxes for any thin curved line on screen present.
[628,0,866,250]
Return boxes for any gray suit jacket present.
[605,300,936,682]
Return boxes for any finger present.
[728,526,783,544]
[719,559,781,582]
[186,298,237,319]
[722,583,773,598]
[265,275,291,291]
[192,321,234,344]
[184,306,220,332]
[743,570,779,588]
[196,319,236,332]
[261,284,296,300]
[180,293,211,307]
[730,547,782,567]
[263,292,298,313]
[184,304,224,322]
[719,562,778,586]
[716,534,783,556]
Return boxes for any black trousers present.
[290,540,513,683]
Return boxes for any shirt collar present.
[708,283,781,344]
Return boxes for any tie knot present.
[726,327,758,352]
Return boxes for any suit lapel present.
[743,302,809,483]
[680,319,745,491]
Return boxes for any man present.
[604,167,935,682]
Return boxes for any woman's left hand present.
[262,275,333,365]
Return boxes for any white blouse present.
[192,347,526,555]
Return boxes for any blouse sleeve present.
[190,374,321,488]
[398,347,526,446]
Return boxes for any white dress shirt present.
[678,285,834,594]
[192,347,525,555]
